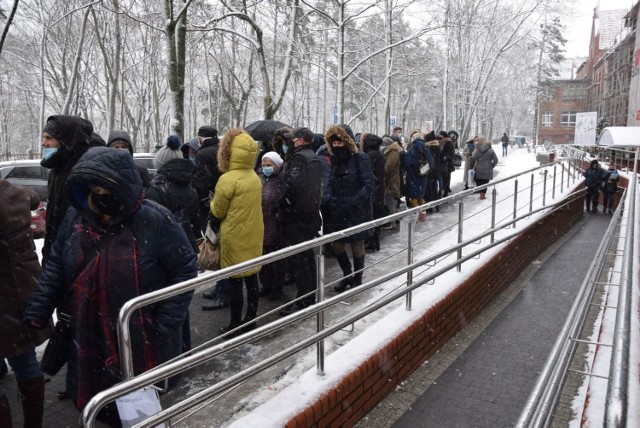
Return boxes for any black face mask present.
[333,146,350,163]
[91,192,124,216]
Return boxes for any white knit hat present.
[262,151,283,168]
[154,135,183,169]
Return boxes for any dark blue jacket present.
[404,139,435,199]
[322,150,374,241]
[583,165,606,189]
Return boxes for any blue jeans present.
[215,279,230,303]
[0,350,41,396]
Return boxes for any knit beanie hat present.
[262,151,283,168]
[154,135,183,169]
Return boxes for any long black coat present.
[361,135,387,219]
[40,115,102,264]
[146,158,199,252]
[0,180,52,358]
[322,125,374,242]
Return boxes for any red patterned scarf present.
[73,223,158,410]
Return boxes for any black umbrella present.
[244,119,290,142]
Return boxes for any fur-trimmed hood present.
[426,139,440,147]
[324,125,358,155]
[217,128,259,173]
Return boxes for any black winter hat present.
[198,126,218,139]
[438,131,449,139]
[424,131,437,141]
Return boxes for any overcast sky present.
[564,0,636,57]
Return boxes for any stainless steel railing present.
[517,147,638,427]
[82,156,583,426]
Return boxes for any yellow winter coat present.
[211,129,264,277]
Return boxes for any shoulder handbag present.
[197,223,219,271]
[40,308,72,376]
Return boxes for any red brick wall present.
[285,193,587,428]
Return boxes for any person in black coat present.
[438,131,455,197]
[23,147,196,425]
[322,125,374,293]
[192,126,221,234]
[360,132,386,252]
[425,133,442,212]
[107,129,151,188]
[278,127,322,315]
[40,115,103,265]
[258,151,287,301]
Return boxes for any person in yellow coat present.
[211,128,264,336]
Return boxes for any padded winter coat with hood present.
[469,141,498,181]
[24,147,196,405]
[322,125,374,242]
[211,129,264,277]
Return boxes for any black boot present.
[353,256,365,287]
[219,284,243,337]
[334,252,353,292]
[18,376,44,428]
[0,394,11,428]
[241,276,259,333]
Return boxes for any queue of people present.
[1,113,505,426]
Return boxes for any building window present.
[563,84,587,100]
[542,112,553,127]
[561,111,577,127]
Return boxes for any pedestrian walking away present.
[501,132,509,157]
[469,136,499,199]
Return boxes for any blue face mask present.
[282,145,289,155]
[262,166,274,177]
[42,147,58,160]
[189,155,196,165]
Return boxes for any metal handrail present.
[82,189,585,427]
[604,147,638,427]
[515,188,627,427]
[116,160,566,380]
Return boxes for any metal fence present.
[517,147,639,427]
[82,154,591,427]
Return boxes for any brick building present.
[537,80,590,145]
[536,3,638,145]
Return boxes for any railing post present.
[406,216,414,311]
[491,188,497,243]
[513,179,518,228]
[561,162,564,194]
[457,202,464,272]
[543,169,548,206]
[529,174,534,213]
[552,165,557,199]
[316,251,325,376]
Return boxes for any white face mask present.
[42,147,58,159]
